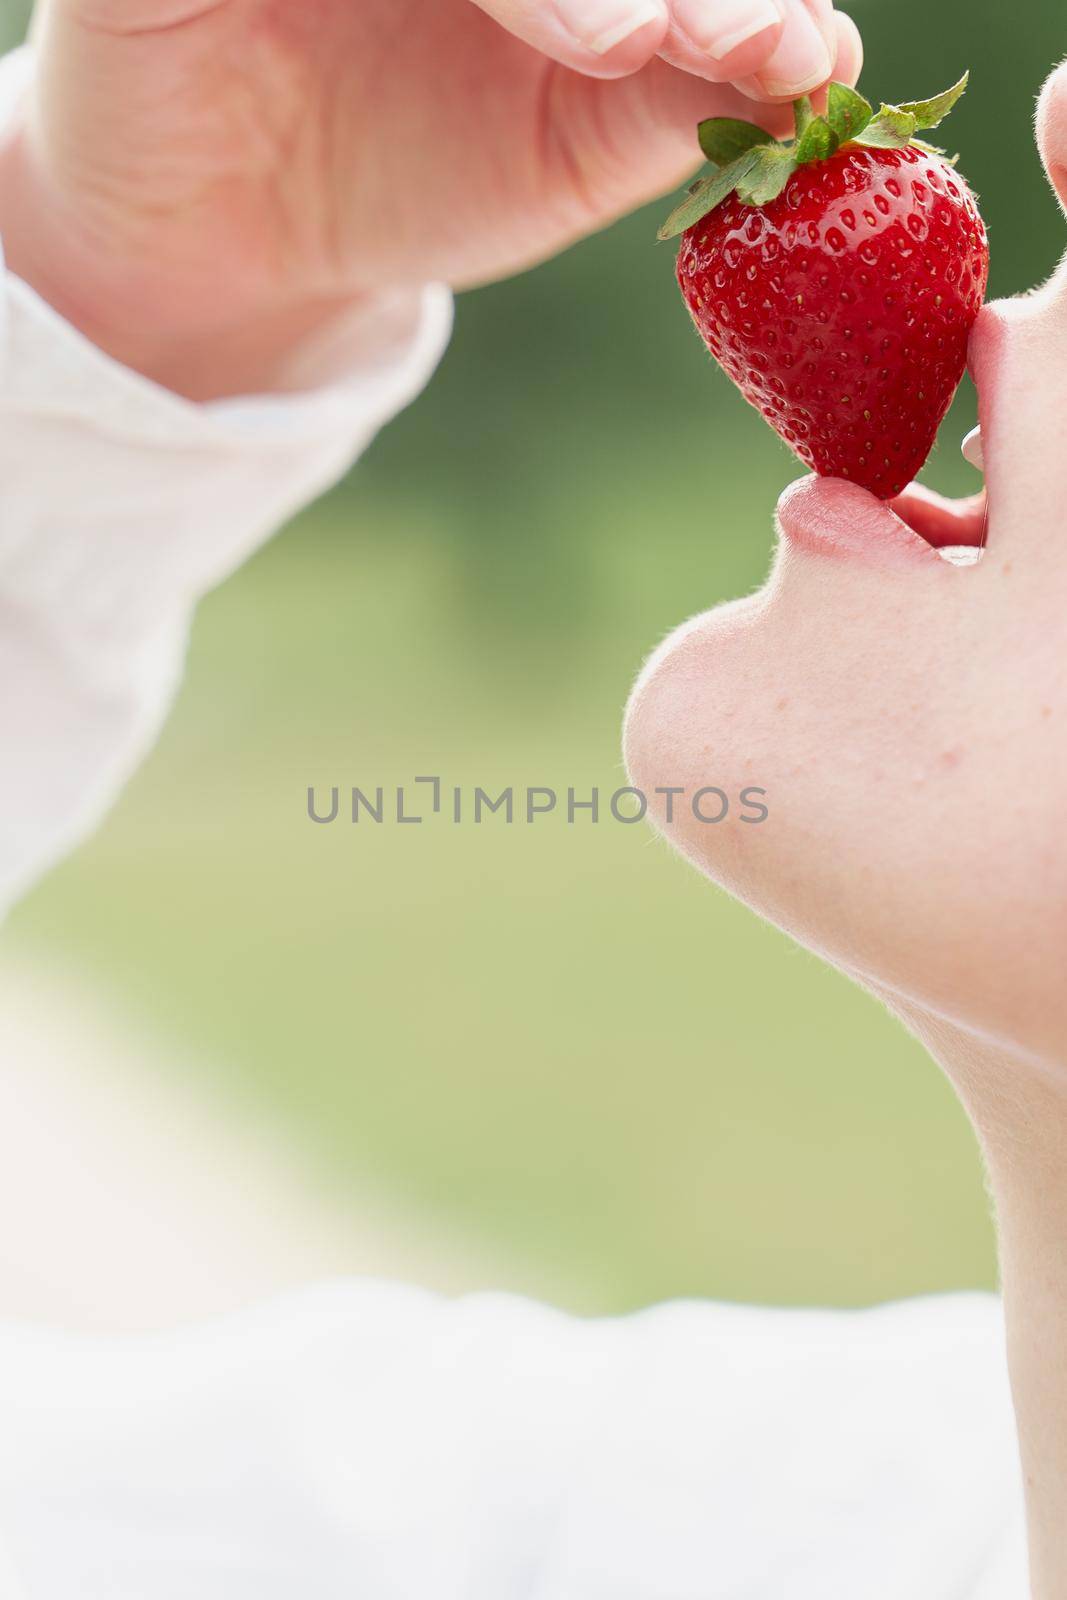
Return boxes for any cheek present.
[624,566,1067,1059]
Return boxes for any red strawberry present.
[660,76,989,500]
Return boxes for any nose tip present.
[1038,58,1067,114]
[1037,60,1067,214]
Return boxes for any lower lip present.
[775,477,951,570]
[776,477,988,569]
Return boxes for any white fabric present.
[0,1289,1028,1598]
[0,42,1029,1600]
[0,46,452,915]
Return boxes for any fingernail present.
[962,426,985,471]
[673,0,780,61]
[754,3,833,96]
[559,0,665,54]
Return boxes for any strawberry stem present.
[793,96,815,145]
[658,72,971,240]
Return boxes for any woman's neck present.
[890,997,1067,1600]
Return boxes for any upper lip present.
[967,300,1008,398]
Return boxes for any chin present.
[624,469,1066,1066]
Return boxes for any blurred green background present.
[1,0,1062,1313]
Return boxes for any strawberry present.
[660,76,989,500]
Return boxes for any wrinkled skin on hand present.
[0,0,860,392]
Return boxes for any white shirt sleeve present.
[0,1285,1028,1599]
[0,49,451,916]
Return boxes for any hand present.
[0,0,860,395]
[625,60,1067,1600]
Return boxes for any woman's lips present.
[775,476,985,571]
[891,483,988,548]
[777,303,999,570]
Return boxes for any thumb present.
[490,7,859,273]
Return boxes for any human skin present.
[0,0,858,399]
[624,64,1067,1598]
[18,0,1067,1590]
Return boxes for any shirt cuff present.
[0,262,452,678]
[0,48,452,683]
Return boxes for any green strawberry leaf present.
[855,74,969,150]
[698,116,775,168]
[735,145,798,206]
[855,104,917,150]
[658,69,970,238]
[855,126,913,150]
[657,150,760,240]
[795,115,839,165]
[896,72,969,131]
[826,81,873,144]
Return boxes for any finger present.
[469,0,670,79]
[656,0,785,86]
[715,0,832,100]
[1037,59,1067,217]
[735,6,861,104]
[660,0,842,94]
[745,0,834,98]
[636,58,799,145]
[832,11,863,91]
[533,58,796,254]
